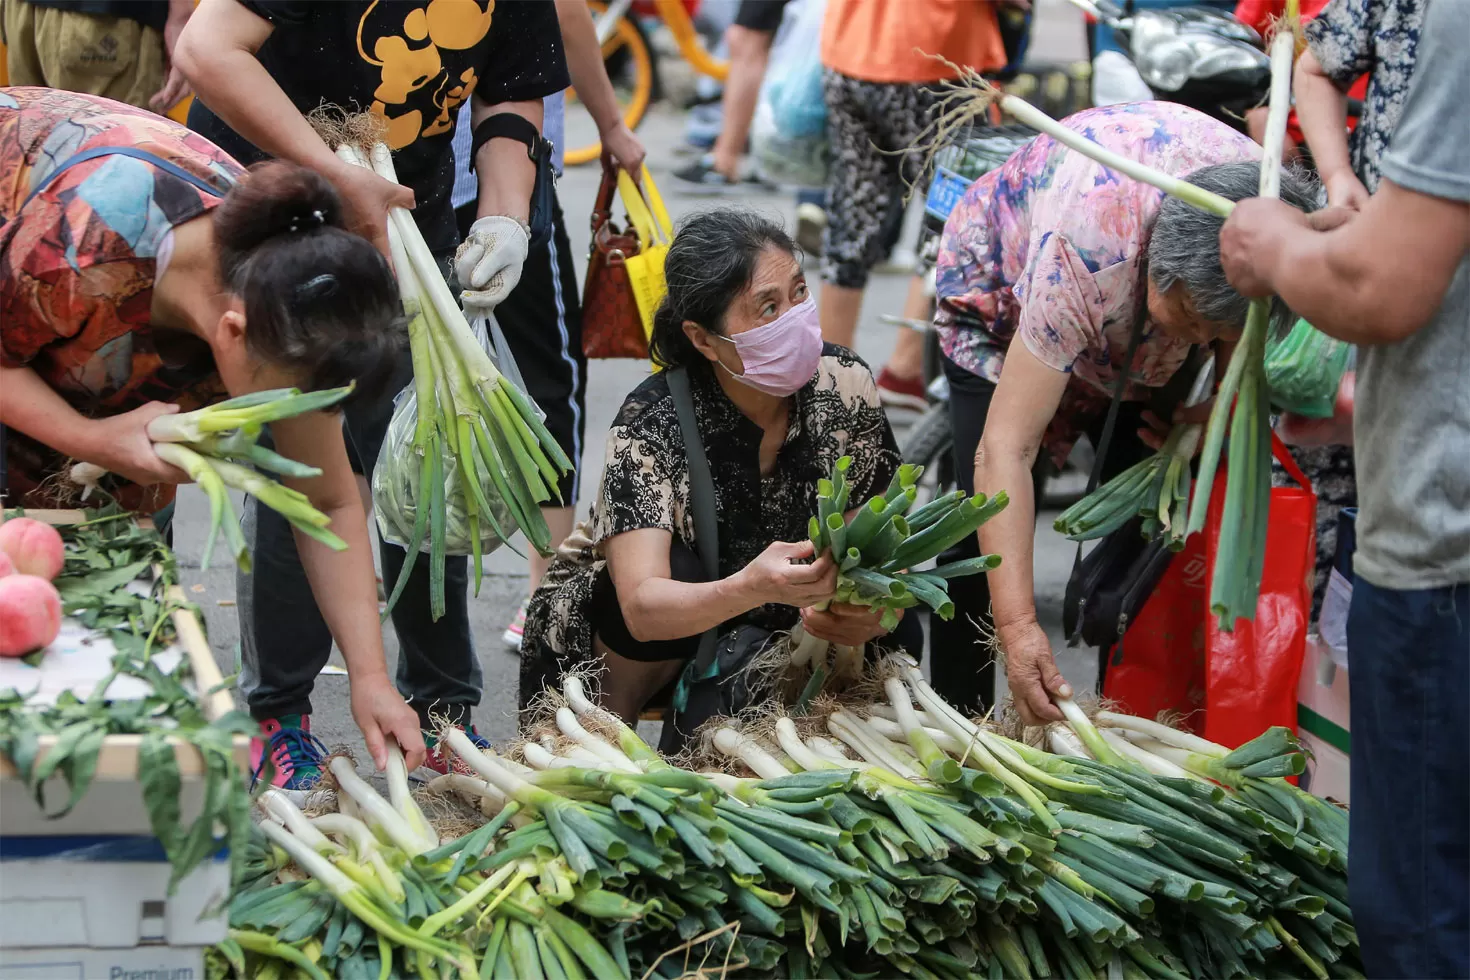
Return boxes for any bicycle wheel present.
[564,0,657,167]
[901,403,957,508]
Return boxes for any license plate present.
[924,167,972,223]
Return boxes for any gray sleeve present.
[1379,0,1470,202]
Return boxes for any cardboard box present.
[0,944,204,980]
[1296,636,1350,803]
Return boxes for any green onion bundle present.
[1264,318,1353,419]
[335,138,571,620]
[1185,29,1299,631]
[142,385,353,571]
[1054,360,1214,550]
[787,456,1006,681]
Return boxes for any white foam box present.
[0,843,230,948]
[0,512,242,954]
[0,943,205,980]
[1295,636,1350,804]
[0,511,247,839]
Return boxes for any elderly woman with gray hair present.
[929,102,1316,725]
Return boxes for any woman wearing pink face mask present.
[520,209,914,724]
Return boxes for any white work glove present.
[455,215,529,314]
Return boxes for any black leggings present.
[591,542,709,663]
[929,356,1152,716]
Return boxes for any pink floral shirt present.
[934,102,1258,464]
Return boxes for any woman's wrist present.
[62,415,112,466]
[719,568,761,612]
[995,613,1041,640]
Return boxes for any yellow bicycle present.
[564,0,729,166]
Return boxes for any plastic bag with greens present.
[373,386,514,556]
[1264,318,1353,419]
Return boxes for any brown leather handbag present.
[581,155,650,359]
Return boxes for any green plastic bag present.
[1264,318,1353,418]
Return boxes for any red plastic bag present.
[1103,433,1316,749]
[1201,435,1316,748]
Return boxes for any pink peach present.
[0,518,65,581]
[0,574,63,656]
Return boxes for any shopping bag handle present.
[617,166,673,248]
[1271,429,1313,493]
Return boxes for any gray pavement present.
[176,0,1097,762]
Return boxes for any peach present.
[0,552,12,578]
[0,517,65,581]
[0,574,63,657]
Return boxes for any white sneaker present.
[502,600,528,652]
[795,202,826,256]
[875,247,918,275]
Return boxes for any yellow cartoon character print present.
[356,0,495,149]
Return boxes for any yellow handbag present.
[616,165,674,340]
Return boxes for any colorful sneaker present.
[423,724,494,776]
[250,715,328,801]
[502,600,528,652]
[875,366,930,413]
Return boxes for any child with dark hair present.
[174,0,570,787]
[0,87,419,774]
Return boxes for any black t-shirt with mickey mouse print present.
[188,0,568,254]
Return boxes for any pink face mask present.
[715,298,823,397]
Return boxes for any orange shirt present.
[821,0,1006,84]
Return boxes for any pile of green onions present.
[217,668,1357,979]
[1054,360,1214,550]
[334,136,571,620]
[72,385,355,571]
[788,456,1007,684]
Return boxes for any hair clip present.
[294,273,338,303]
[288,209,329,234]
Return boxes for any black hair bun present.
[215,161,346,258]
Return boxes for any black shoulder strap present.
[1086,309,1149,494]
[666,368,720,672]
[19,146,230,213]
[1065,300,1150,646]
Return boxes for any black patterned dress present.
[1278,0,1423,619]
[519,345,901,706]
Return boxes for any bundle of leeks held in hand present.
[786,456,1006,683]
[331,130,570,622]
[1053,359,1215,551]
[71,385,354,572]
[219,668,1356,980]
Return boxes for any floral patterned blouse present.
[520,347,900,701]
[1304,0,1424,193]
[934,102,1259,466]
[1,87,241,509]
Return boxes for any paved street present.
[175,0,1098,760]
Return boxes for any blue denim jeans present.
[1346,576,1469,979]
